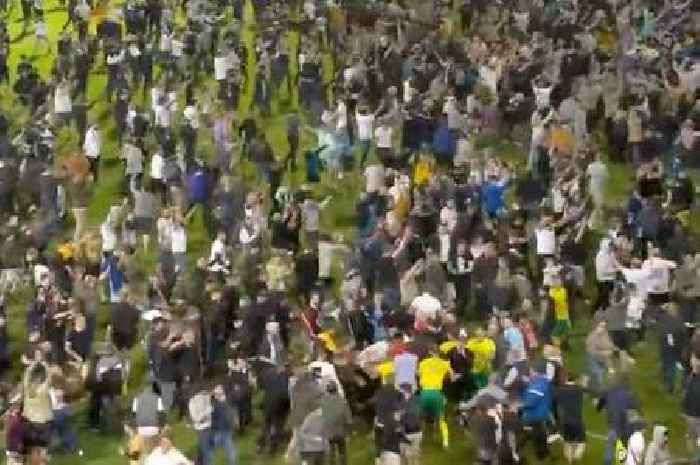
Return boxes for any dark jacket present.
[683,372,700,418]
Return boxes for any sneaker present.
[547,433,563,444]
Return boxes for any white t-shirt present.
[364,164,385,193]
[150,152,164,180]
[214,56,229,81]
[374,126,393,148]
[83,127,101,159]
[642,257,677,294]
[154,105,171,128]
[411,292,442,320]
[356,113,375,141]
[535,228,556,255]
[171,225,187,253]
[55,85,72,114]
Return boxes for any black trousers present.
[328,436,347,465]
[525,420,548,459]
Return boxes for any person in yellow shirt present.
[376,358,395,385]
[465,328,496,390]
[418,348,453,449]
[549,277,571,346]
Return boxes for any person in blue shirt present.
[481,173,509,218]
[521,367,552,459]
[99,251,124,304]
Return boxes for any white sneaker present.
[547,433,563,444]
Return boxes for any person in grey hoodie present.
[297,406,328,465]
[644,425,671,465]
[320,381,352,465]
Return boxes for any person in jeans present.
[208,385,237,465]
[189,383,213,465]
[50,386,82,456]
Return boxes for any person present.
[682,360,700,455]
[521,366,552,460]
[549,276,572,347]
[320,381,352,465]
[466,328,496,391]
[655,303,686,393]
[188,383,213,465]
[643,425,671,465]
[5,396,25,465]
[132,381,166,458]
[297,406,327,465]
[554,371,586,464]
[22,361,53,464]
[208,385,237,465]
[417,347,453,449]
[398,383,422,465]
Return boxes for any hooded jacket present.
[643,425,670,465]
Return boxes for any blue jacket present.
[521,374,552,422]
[186,169,211,204]
[481,180,508,216]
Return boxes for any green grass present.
[0,0,694,464]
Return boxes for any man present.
[320,381,352,465]
[655,303,686,393]
[521,366,552,460]
[132,381,166,456]
[417,347,453,449]
[188,383,213,465]
[398,383,422,465]
[683,359,700,455]
[298,406,327,465]
[209,385,237,465]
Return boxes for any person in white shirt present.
[83,124,101,178]
[150,150,166,202]
[144,436,193,465]
[154,96,171,129]
[643,247,677,304]
[171,219,187,274]
[595,238,620,311]
[54,79,72,123]
[374,119,394,167]
[355,106,375,168]
[364,163,385,195]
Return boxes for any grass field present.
[0,0,696,464]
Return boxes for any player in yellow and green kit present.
[549,276,571,347]
[465,327,496,390]
[418,347,453,449]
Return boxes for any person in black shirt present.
[372,380,403,459]
[553,370,586,464]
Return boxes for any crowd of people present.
[0,0,699,464]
